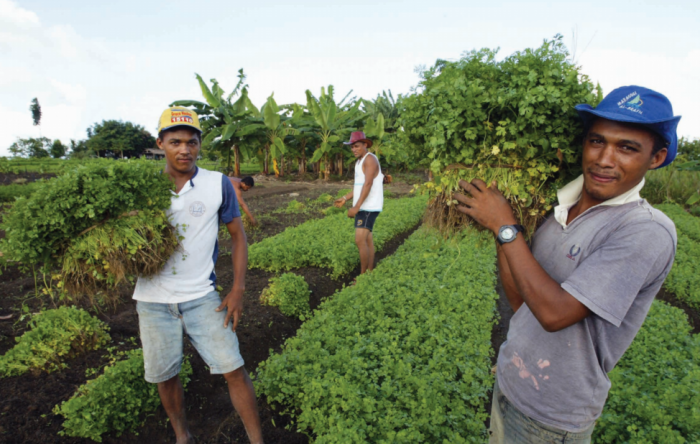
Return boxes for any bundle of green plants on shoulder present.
[399,35,601,236]
[0,160,179,304]
[0,306,110,378]
[260,273,311,320]
[53,348,193,442]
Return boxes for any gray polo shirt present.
[496,199,676,433]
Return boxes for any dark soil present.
[0,172,56,185]
[0,179,419,444]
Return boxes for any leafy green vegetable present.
[656,203,700,308]
[260,273,311,320]
[595,300,700,443]
[249,195,427,278]
[0,307,110,378]
[255,227,498,443]
[398,35,600,235]
[0,181,43,202]
[54,349,192,442]
[0,160,179,300]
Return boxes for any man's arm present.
[347,156,379,218]
[216,217,248,331]
[232,183,257,226]
[334,190,353,208]
[455,179,590,332]
[497,243,525,312]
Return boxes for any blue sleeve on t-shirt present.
[219,175,241,224]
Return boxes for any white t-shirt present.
[132,167,240,304]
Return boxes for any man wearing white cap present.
[335,131,384,275]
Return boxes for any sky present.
[1,0,699,155]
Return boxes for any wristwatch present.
[497,224,525,245]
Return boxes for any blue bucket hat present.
[575,86,681,168]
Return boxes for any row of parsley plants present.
[255,226,499,443]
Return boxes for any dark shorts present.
[355,211,380,232]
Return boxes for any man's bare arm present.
[455,179,590,332]
[233,186,256,225]
[497,244,524,312]
[216,217,248,331]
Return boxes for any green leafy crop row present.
[0,307,110,378]
[249,195,428,278]
[656,203,700,243]
[260,273,311,320]
[656,204,700,308]
[0,181,43,202]
[54,349,193,442]
[594,300,700,443]
[255,227,498,443]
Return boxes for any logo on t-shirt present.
[189,201,206,217]
[566,244,582,261]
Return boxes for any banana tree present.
[286,104,320,175]
[259,94,297,177]
[171,70,261,176]
[306,86,362,181]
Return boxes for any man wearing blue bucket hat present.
[454,86,680,443]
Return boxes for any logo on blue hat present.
[618,92,643,114]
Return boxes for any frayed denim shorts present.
[136,291,245,383]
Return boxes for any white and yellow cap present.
[157,107,202,133]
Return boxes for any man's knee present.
[223,366,247,384]
[156,373,180,388]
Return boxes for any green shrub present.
[0,160,179,300]
[656,203,700,243]
[54,349,193,442]
[256,227,498,443]
[0,307,110,378]
[275,199,306,214]
[594,300,700,443]
[0,181,43,202]
[260,273,311,320]
[249,195,427,278]
[313,193,333,204]
[399,35,600,235]
[655,204,700,308]
[321,206,345,216]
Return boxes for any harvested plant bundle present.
[399,35,601,236]
[0,161,178,302]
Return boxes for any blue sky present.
[1,0,698,155]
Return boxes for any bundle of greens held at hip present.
[399,35,602,237]
[0,160,180,300]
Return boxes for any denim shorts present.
[354,210,380,232]
[136,291,245,383]
[489,378,595,443]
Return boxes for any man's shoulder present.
[616,200,677,243]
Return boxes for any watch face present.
[502,227,515,240]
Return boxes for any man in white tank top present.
[335,131,384,275]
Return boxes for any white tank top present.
[353,152,384,212]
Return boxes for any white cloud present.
[49,79,87,106]
[0,0,39,27]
